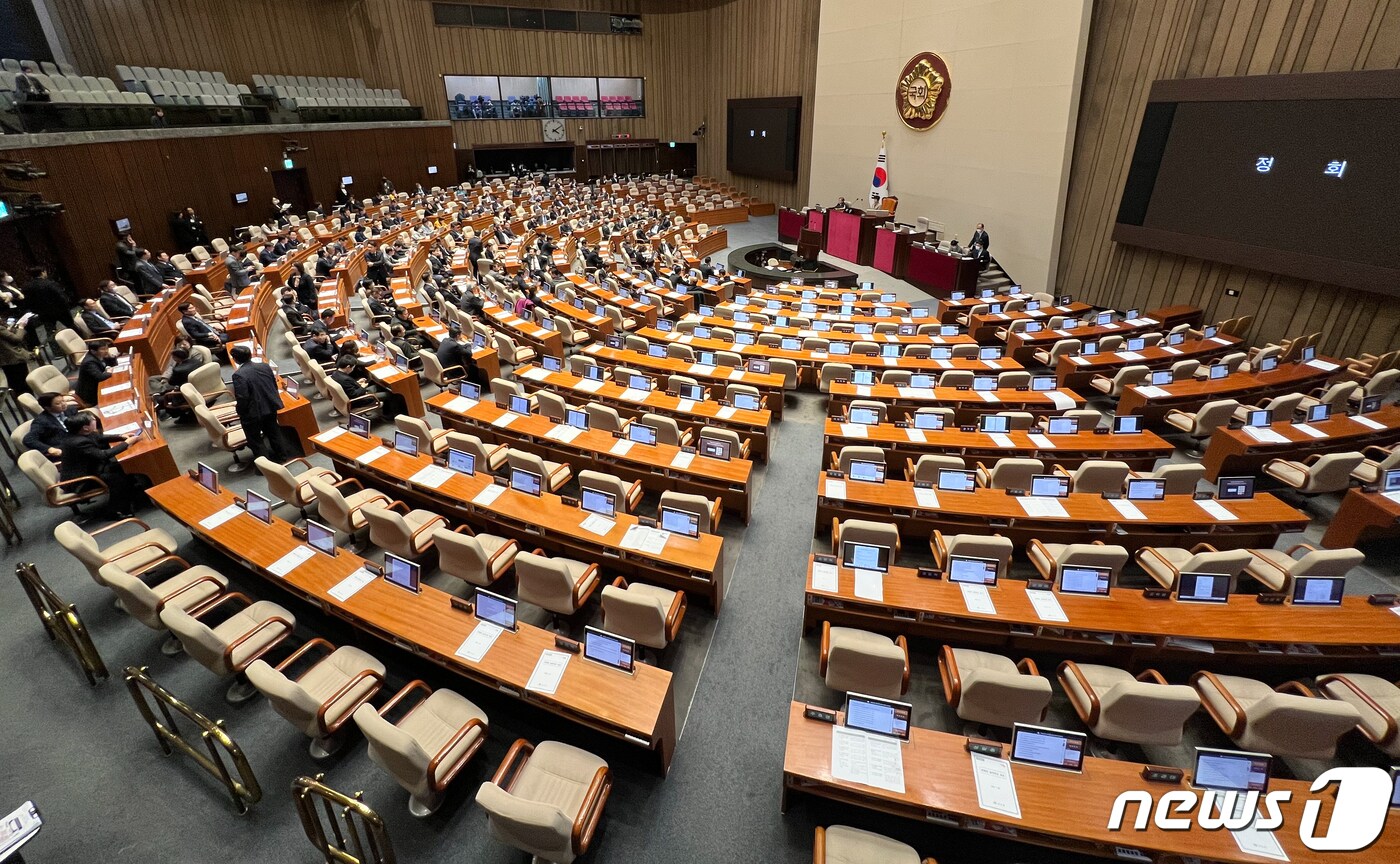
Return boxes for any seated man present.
[302,330,336,366]
[178,302,228,356]
[154,346,204,420]
[23,392,85,460]
[153,252,184,284]
[279,291,311,334]
[330,355,406,417]
[59,413,144,518]
[79,298,122,338]
[97,280,137,319]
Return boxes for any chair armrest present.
[1283,542,1318,558]
[1192,670,1247,738]
[347,394,379,411]
[895,635,910,695]
[819,621,832,677]
[664,589,688,642]
[275,637,338,674]
[89,516,152,537]
[189,590,252,620]
[1275,680,1316,698]
[829,517,839,555]
[428,716,488,791]
[377,679,433,720]
[118,545,188,578]
[573,564,600,607]
[1136,668,1169,686]
[1016,657,1041,677]
[1059,660,1100,726]
[317,668,384,735]
[282,456,315,472]
[222,614,294,671]
[1363,445,1394,461]
[937,644,961,706]
[931,530,949,567]
[381,500,409,515]
[1188,542,1221,554]
[709,498,724,533]
[332,478,363,492]
[47,475,108,498]
[1026,538,1055,580]
[571,766,612,855]
[410,515,448,544]
[490,738,536,792]
[154,569,223,613]
[1315,674,1399,746]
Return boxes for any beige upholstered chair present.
[354,681,489,816]
[1233,392,1305,424]
[697,425,749,461]
[308,476,391,550]
[939,647,1052,728]
[567,355,598,377]
[193,402,251,471]
[56,518,179,583]
[506,448,571,493]
[846,399,887,424]
[1135,543,1252,591]
[1264,451,1364,495]
[1032,338,1080,366]
[1026,540,1129,584]
[17,450,110,514]
[600,577,686,653]
[474,738,610,864]
[1192,672,1361,759]
[830,518,899,563]
[395,415,450,455]
[1316,673,1400,758]
[932,532,1014,581]
[579,469,643,514]
[820,622,908,700]
[904,454,965,483]
[1129,463,1204,496]
[833,445,885,475]
[938,370,973,389]
[26,364,71,397]
[433,525,517,588]
[658,490,722,534]
[254,457,339,518]
[975,457,1043,491]
[640,412,691,447]
[813,826,933,864]
[1089,365,1149,397]
[819,363,854,393]
[536,390,569,423]
[584,402,628,434]
[99,561,227,655]
[1353,446,1400,485]
[493,332,536,365]
[362,501,448,561]
[246,639,384,757]
[1241,543,1364,593]
[516,551,599,626]
[160,593,296,703]
[1058,460,1130,495]
[1059,662,1200,746]
[1297,381,1360,415]
[443,431,507,472]
[1165,398,1240,454]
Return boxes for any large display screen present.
[1114,71,1400,294]
[726,97,802,183]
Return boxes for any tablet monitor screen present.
[1031,376,1056,391]
[735,332,755,346]
[508,394,531,415]
[1112,414,1142,434]
[852,369,876,386]
[841,541,890,573]
[307,520,337,555]
[628,423,657,445]
[1291,576,1344,606]
[197,462,219,493]
[781,338,801,351]
[1217,476,1254,500]
[1011,724,1086,772]
[734,393,761,411]
[948,555,999,586]
[1209,364,1229,380]
[383,552,420,593]
[979,414,1010,433]
[581,488,616,518]
[972,377,997,391]
[1192,748,1270,793]
[1168,332,1186,345]
[647,344,667,358]
[458,381,481,400]
[698,436,732,460]
[1177,572,1231,603]
[694,327,712,339]
[583,626,636,673]
[1150,370,1173,386]
[747,359,771,374]
[848,459,885,483]
[565,409,589,430]
[510,467,542,496]
[660,506,700,538]
[244,488,271,523]
[1306,403,1330,423]
[1259,355,1278,372]
[1058,564,1112,596]
[677,383,705,401]
[628,374,653,391]
[844,692,912,741]
[475,588,517,631]
[1246,409,1272,427]
[848,406,880,426]
[931,347,952,360]
[914,412,945,430]
[348,413,371,437]
[881,344,900,358]
[1029,474,1070,498]
[1046,417,1078,435]
[937,469,976,491]
[979,347,1003,360]
[941,325,960,337]
[1362,395,1383,414]
[1097,312,1113,325]
[1385,468,1400,493]
[446,448,475,476]
[1128,339,1147,352]
[1126,478,1165,501]
[909,374,934,389]
[393,431,419,457]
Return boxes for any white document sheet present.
[526,650,571,695]
[267,546,315,578]
[971,753,1021,818]
[490,412,517,428]
[1293,423,1328,439]
[610,439,634,456]
[1353,415,1385,430]
[671,451,695,469]
[455,621,503,663]
[620,524,669,555]
[410,464,455,489]
[1195,498,1238,521]
[716,406,738,419]
[977,391,1001,403]
[1243,426,1290,444]
[913,487,940,509]
[472,483,506,506]
[199,504,243,530]
[1305,359,1340,372]
[960,583,997,615]
[839,423,868,439]
[825,479,847,500]
[328,568,376,602]
[1070,356,1090,366]
[676,398,696,413]
[1047,391,1078,410]
[572,379,605,394]
[1135,385,1171,399]
[905,428,927,443]
[1114,351,1145,361]
[853,569,883,602]
[689,363,715,375]
[313,427,345,443]
[545,425,584,444]
[831,726,906,794]
[355,445,390,465]
[619,388,649,402]
[445,395,479,412]
[1108,498,1147,521]
[520,366,549,381]
[1027,433,1055,449]
[579,513,615,536]
[855,385,872,397]
[811,561,839,593]
[1027,589,1069,622]
[1018,497,1068,518]
[100,382,133,395]
[988,433,1015,449]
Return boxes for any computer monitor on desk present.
[1029,474,1070,498]
[1218,476,1255,500]
[475,588,517,632]
[542,355,563,372]
[581,488,616,518]
[848,406,880,426]
[393,431,419,457]
[1192,747,1271,800]
[1126,478,1166,501]
[844,692,911,741]
[852,369,875,386]
[244,488,272,523]
[1176,572,1231,604]
[446,448,475,476]
[306,520,337,556]
[841,540,890,573]
[1011,724,1086,772]
[937,469,977,492]
[197,462,219,493]
[348,413,371,437]
[628,423,658,445]
[734,393,761,411]
[979,414,1010,433]
[914,412,945,431]
[848,459,885,483]
[1246,409,1272,428]
[1057,564,1112,597]
[1291,576,1345,606]
[1112,414,1142,434]
[698,436,732,460]
[660,506,700,538]
[948,555,999,586]
[459,381,482,401]
[1046,417,1078,435]
[510,467,542,496]
[383,552,421,594]
[583,626,636,674]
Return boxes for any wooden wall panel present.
[3,125,455,297]
[1058,0,1400,359]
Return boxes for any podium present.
[873,225,925,279]
[906,243,979,297]
[824,209,890,266]
[777,207,803,243]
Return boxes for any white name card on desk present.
[610,439,634,456]
[971,753,1021,818]
[545,425,583,444]
[1195,498,1238,521]
[455,621,503,663]
[936,359,953,369]
[1210,336,1231,345]
[1135,385,1171,399]
[676,398,696,413]
[526,650,571,695]
[410,464,455,489]
[519,366,549,381]
[825,480,847,500]
[619,388,648,402]
[905,428,927,443]
[355,445,390,465]
[1108,498,1148,521]
[855,386,872,397]
[122,328,144,337]
[1017,497,1068,519]
[977,391,1000,403]
[811,561,839,593]
[913,487,940,509]
[1070,356,1090,366]
[671,451,695,470]
[1026,588,1069,622]
[1114,351,1145,361]
[988,433,1015,449]
[839,423,868,439]
[100,382,133,395]
[313,427,346,444]
[1354,415,1386,430]
[689,363,715,375]
[982,360,1003,370]
[579,513,615,536]
[573,379,605,394]
[1306,359,1341,372]
[199,504,243,530]
[1293,423,1328,439]
[716,406,738,419]
[853,569,883,602]
[328,567,376,602]
[267,546,315,578]
[960,583,997,615]
[1243,426,1290,444]
[831,726,906,794]
[472,483,505,506]
[1230,814,1289,861]
[1026,433,1055,449]
[446,395,480,413]
[490,412,518,429]
[1160,345,1182,355]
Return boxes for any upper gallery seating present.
[118,65,250,107]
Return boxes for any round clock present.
[542,119,566,142]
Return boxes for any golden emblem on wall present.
[896,52,952,131]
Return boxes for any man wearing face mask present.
[76,339,119,407]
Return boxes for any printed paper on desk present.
[1018,497,1068,519]
[490,412,517,429]
[1027,433,1055,449]
[1353,415,1385,430]
[101,382,133,395]
[199,504,243,530]
[410,464,455,489]
[619,388,648,402]
[689,363,715,375]
[267,546,315,578]
[1115,351,1145,361]
[1243,426,1289,444]
[520,366,549,381]
[1230,813,1289,861]
[1135,385,1170,399]
[106,421,140,436]
[937,359,953,369]
[545,425,583,443]
[1306,359,1341,372]
[977,390,1000,403]
[971,752,1021,818]
[579,513,615,536]
[988,433,1014,449]
[1108,498,1147,521]
[1195,498,1238,521]
[526,650,571,695]
[831,726,905,794]
[905,428,927,443]
[671,451,695,470]
[355,445,390,465]
[328,568,377,602]
[855,386,872,397]
[455,621,503,663]
[839,423,868,439]
[610,439,634,456]
[811,561,839,593]
[99,399,137,418]
[676,398,696,412]
[1384,491,1400,506]
[1027,589,1069,623]
[574,379,605,393]
[1070,356,1090,366]
[369,366,394,380]
[1161,346,1182,355]
[122,328,144,337]
[314,427,346,443]
[727,368,745,380]
[716,405,737,419]
[853,569,883,602]
[825,479,847,500]
[983,360,1002,370]
[472,483,505,506]
[913,487,940,510]
[1293,423,1328,439]
[960,583,996,615]
[1210,336,1231,345]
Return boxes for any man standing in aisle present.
[229,345,290,464]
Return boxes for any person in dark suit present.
[331,355,405,417]
[171,208,210,251]
[76,341,118,407]
[153,252,184,284]
[365,245,391,285]
[302,331,336,365]
[80,299,121,338]
[970,223,990,252]
[436,325,487,389]
[59,413,142,517]
[14,63,49,102]
[115,234,140,280]
[258,243,279,267]
[178,303,228,356]
[0,318,32,397]
[279,292,310,334]
[98,281,136,319]
[23,392,84,458]
[22,266,72,347]
[314,255,334,280]
[153,346,204,420]
[229,345,290,462]
[133,249,165,297]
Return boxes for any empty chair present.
[474,738,610,864]
[997,371,1030,390]
[308,476,391,550]
[1315,673,1400,758]
[1297,381,1360,415]
[833,445,885,475]
[353,682,489,816]
[813,826,932,864]
[938,647,1053,729]
[819,621,909,700]
[696,425,749,461]
[1241,543,1364,593]
[579,469,643,514]
[194,402,251,471]
[1169,359,1199,380]
[1352,368,1400,407]
[494,332,537,366]
[931,532,1014,581]
[1060,459,1130,494]
[254,457,339,518]
[600,577,686,654]
[768,358,800,390]
[1130,463,1204,495]
[1353,445,1400,485]
[27,364,70,397]
[395,415,449,455]
[1165,399,1240,454]
[1026,540,1130,584]
[98,561,228,655]
[1263,451,1364,495]
[433,525,517,589]
[904,453,965,483]
[1058,662,1201,747]
[846,399,887,424]
[568,354,598,377]
[506,448,571,493]
[362,501,448,562]
[975,457,1043,491]
[443,431,508,472]
[640,412,691,447]
[246,640,384,757]
[666,342,694,361]
[491,377,532,408]
[938,370,973,389]
[657,490,722,534]
[1192,672,1361,760]
[992,411,1035,430]
[1090,365,1150,397]
[725,383,760,405]
[1135,543,1252,591]
[516,551,599,627]
[1032,338,1081,366]
[819,363,854,393]
[160,594,296,703]
[830,518,900,563]
[56,516,180,584]
[584,403,628,434]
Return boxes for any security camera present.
[692,122,706,137]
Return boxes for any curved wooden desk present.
[1005,315,1174,365]
[825,382,1085,424]
[581,344,787,418]
[147,476,678,774]
[1117,359,1341,426]
[964,303,1096,342]
[1322,488,1400,549]
[1203,406,1400,481]
[677,315,970,346]
[1055,335,1243,392]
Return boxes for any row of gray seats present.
[0,58,78,76]
[40,88,155,107]
[266,84,409,110]
[253,73,366,90]
[116,65,230,86]
[138,79,249,108]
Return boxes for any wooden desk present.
[535,292,616,341]
[825,383,1085,425]
[566,275,659,329]
[427,391,754,522]
[782,702,1400,864]
[1117,359,1342,427]
[97,354,178,485]
[335,337,427,419]
[1202,406,1400,481]
[728,292,912,314]
[148,476,678,774]
[815,474,1310,551]
[802,557,1400,668]
[679,315,968,346]
[581,344,788,418]
[182,257,228,298]
[1055,335,1243,392]
[481,302,564,359]
[822,421,1173,474]
[965,304,1096,343]
[936,292,1039,324]
[1004,315,1170,366]
[905,244,978,297]
[411,318,502,382]
[514,363,773,460]
[114,285,191,373]
[872,225,924,279]
[310,427,726,611]
[1323,488,1400,549]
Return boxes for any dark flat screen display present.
[727,97,802,183]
